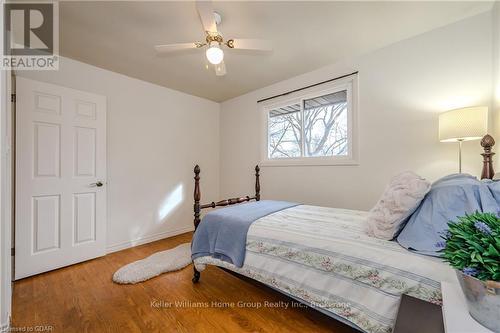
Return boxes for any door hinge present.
[11,93,16,103]
[11,248,14,256]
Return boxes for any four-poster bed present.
[189,134,496,332]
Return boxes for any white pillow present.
[366,171,431,240]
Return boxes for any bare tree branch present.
[268,101,348,159]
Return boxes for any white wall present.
[0,73,7,330]
[0,72,12,331]
[493,1,500,171]
[0,1,12,328]
[17,57,220,251]
[220,12,493,211]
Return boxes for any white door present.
[15,77,107,280]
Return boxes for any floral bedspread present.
[194,205,455,333]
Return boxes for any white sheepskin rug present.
[113,243,192,284]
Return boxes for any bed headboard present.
[481,134,495,180]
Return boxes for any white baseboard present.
[106,226,194,254]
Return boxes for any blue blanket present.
[397,174,500,256]
[191,200,298,267]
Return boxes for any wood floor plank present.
[12,232,356,333]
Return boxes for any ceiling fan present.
[154,0,273,76]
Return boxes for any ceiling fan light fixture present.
[153,0,274,77]
[206,44,224,65]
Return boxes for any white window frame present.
[260,75,359,166]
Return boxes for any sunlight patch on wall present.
[157,184,184,223]
[433,95,489,114]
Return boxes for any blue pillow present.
[397,174,500,256]
[485,178,500,202]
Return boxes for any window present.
[261,76,357,166]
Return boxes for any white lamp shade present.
[438,106,488,142]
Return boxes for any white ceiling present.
[60,1,493,102]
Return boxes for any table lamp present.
[439,106,488,173]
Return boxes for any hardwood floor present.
[13,232,356,333]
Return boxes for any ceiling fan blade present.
[228,39,273,51]
[196,1,217,33]
[154,43,198,54]
[215,61,226,76]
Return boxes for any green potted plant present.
[441,212,500,332]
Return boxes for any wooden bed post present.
[480,134,495,180]
[193,165,201,283]
[255,165,261,201]
[194,165,201,229]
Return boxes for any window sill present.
[260,157,359,167]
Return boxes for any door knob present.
[90,181,104,187]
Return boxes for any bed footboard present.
[192,164,261,283]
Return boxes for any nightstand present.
[393,294,444,333]
[441,279,493,333]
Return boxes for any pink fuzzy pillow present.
[366,171,430,240]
